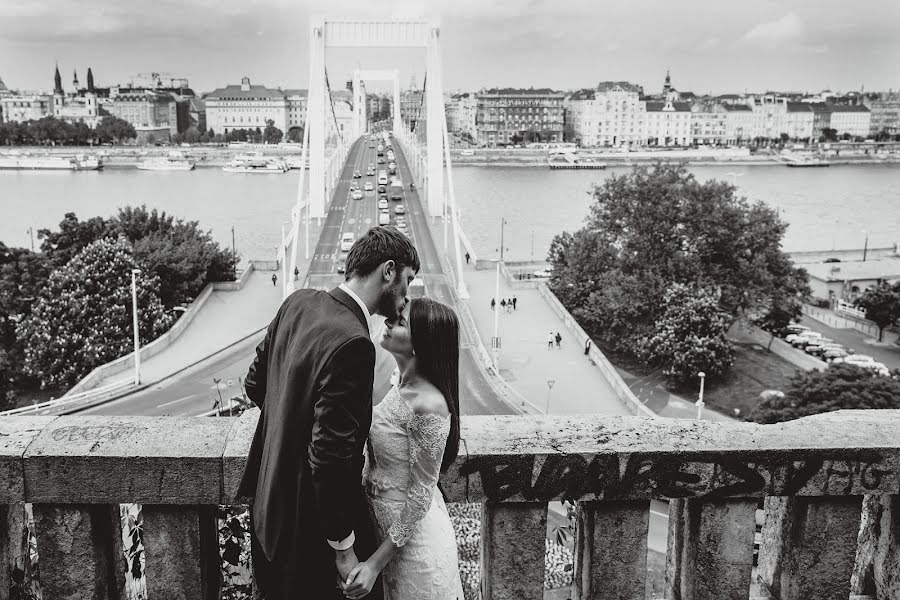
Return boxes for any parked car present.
[805,342,841,356]
[823,348,850,361]
[790,332,823,347]
[784,324,810,337]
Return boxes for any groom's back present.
[239,287,373,560]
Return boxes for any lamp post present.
[695,371,706,419]
[26,227,35,252]
[131,269,142,385]
[231,226,237,279]
[862,230,869,262]
[492,217,507,368]
[546,380,556,414]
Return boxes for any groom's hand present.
[335,547,359,582]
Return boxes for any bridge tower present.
[351,69,401,139]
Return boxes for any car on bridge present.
[378,158,385,164]
[340,232,355,252]
[364,182,374,192]
[378,210,391,225]
[378,198,389,209]
[367,168,375,176]
[351,189,364,200]
[353,171,361,178]
[394,205,405,214]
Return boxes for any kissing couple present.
[238,225,464,599]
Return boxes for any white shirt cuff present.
[327,531,356,551]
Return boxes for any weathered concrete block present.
[0,504,28,598]
[667,497,757,600]
[222,408,258,503]
[23,416,232,504]
[759,496,862,600]
[853,494,900,599]
[441,412,900,503]
[0,417,56,503]
[142,504,220,600]
[481,502,546,600]
[573,500,648,600]
[31,503,122,600]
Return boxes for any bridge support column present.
[393,69,401,135]
[425,26,444,219]
[308,18,327,219]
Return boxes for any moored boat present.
[782,155,831,168]
[138,155,195,171]
[222,158,288,174]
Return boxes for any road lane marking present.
[157,394,199,408]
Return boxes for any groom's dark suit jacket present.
[237,287,376,597]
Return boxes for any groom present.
[237,226,420,599]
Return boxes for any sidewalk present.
[429,219,733,420]
[92,269,285,389]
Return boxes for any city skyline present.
[1,0,898,95]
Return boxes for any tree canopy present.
[855,282,900,342]
[548,164,809,375]
[750,364,900,424]
[16,238,174,388]
[263,119,283,145]
[94,116,137,144]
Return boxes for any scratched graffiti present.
[50,424,143,443]
[448,451,897,502]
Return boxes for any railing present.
[1,410,899,599]
[836,299,868,320]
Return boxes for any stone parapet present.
[0,409,898,598]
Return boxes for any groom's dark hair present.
[345,225,420,280]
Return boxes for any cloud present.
[699,37,719,50]
[743,12,804,44]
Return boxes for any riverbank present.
[5,144,900,168]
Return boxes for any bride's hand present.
[342,560,379,599]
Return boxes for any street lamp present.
[862,230,869,262]
[695,371,706,419]
[546,380,556,413]
[492,217,507,368]
[130,269,142,385]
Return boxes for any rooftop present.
[479,87,565,97]
[804,258,900,282]
[646,101,692,112]
[596,81,642,94]
[722,104,753,112]
[205,84,286,100]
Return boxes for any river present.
[1,164,899,263]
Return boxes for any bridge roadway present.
[81,135,506,418]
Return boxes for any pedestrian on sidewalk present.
[584,339,592,356]
[512,296,517,310]
[271,272,278,286]
[500,298,507,312]
[293,266,299,281]
[491,298,496,311]
[547,331,554,349]
[465,251,471,264]
[555,332,562,348]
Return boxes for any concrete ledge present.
[2,410,900,505]
[66,261,255,396]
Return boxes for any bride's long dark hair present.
[408,297,460,472]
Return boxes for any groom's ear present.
[381,260,396,283]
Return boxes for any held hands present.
[342,560,381,599]
[335,548,359,584]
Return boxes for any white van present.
[378,211,390,225]
[378,173,388,185]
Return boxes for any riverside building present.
[564,82,644,148]
[106,90,177,141]
[476,88,565,146]
[205,77,290,135]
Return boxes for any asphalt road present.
[81,134,507,418]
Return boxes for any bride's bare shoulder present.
[406,382,450,418]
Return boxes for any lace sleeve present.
[386,412,451,547]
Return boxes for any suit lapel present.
[329,287,369,332]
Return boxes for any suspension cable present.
[323,67,345,146]
[412,73,427,134]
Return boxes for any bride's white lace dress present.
[362,384,464,600]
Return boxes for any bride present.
[343,297,464,600]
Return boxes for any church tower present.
[53,64,64,116]
[72,69,79,91]
[663,69,672,96]
[54,65,63,94]
[87,68,95,93]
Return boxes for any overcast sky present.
[2,0,898,96]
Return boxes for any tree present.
[639,283,735,384]
[750,363,900,424]
[15,238,174,389]
[856,282,900,342]
[38,212,108,268]
[94,116,137,144]
[107,206,237,307]
[779,132,790,145]
[548,164,807,367]
[287,126,303,143]
[208,128,215,139]
[820,128,838,142]
[263,119,283,145]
